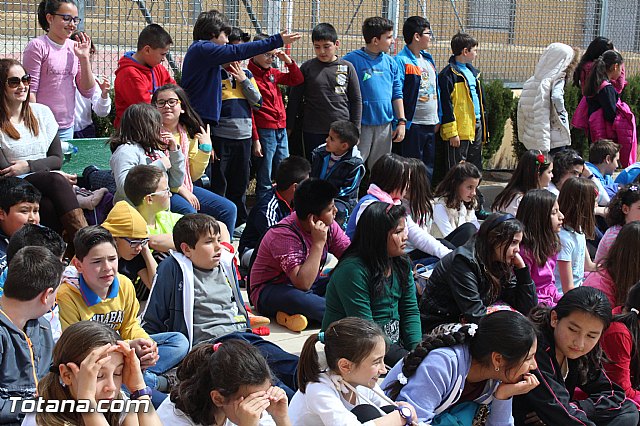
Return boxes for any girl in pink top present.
[585,221,640,308]
[596,184,640,263]
[22,0,95,141]
[516,189,564,306]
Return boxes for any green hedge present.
[482,80,515,163]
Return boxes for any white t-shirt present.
[157,398,276,426]
[411,56,439,126]
[0,103,58,162]
[289,372,389,426]
[554,227,587,293]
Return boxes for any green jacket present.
[322,257,421,350]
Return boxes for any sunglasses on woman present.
[6,74,31,89]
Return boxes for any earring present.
[495,367,500,372]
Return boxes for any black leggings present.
[25,171,80,233]
[352,404,395,422]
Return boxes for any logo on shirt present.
[90,310,125,328]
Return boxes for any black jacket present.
[310,144,365,211]
[419,241,537,331]
[513,329,637,426]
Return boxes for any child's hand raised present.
[97,75,111,98]
[73,32,93,59]
[195,125,213,153]
[280,31,302,45]
[160,130,178,151]
[234,391,270,426]
[115,341,147,394]
[226,62,247,82]
[309,217,329,246]
[274,49,292,65]
[264,386,288,421]
[65,343,116,402]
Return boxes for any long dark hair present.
[516,189,560,266]
[530,286,612,385]
[171,340,273,425]
[474,213,525,301]
[603,222,640,306]
[37,0,76,32]
[0,59,39,139]
[405,158,434,226]
[606,184,640,227]
[583,50,623,97]
[151,84,204,138]
[370,153,409,196]
[558,177,597,239]
[339,202,411,299]
[492,150,550,212]
[110,103,165,154]
[298,317,385,393]
[612,282,640,388]
[37,322,122,426]
[386,310,537,400]
[573,36,614,88]
[435,162,482,210]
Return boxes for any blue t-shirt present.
[455,61,481,120]
[554,227,586,293]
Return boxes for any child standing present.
[158,340,290,426]
[439,32,487,211]
[431,162,481,241]
[114,24,175,128]
[287,23,362,159]
[0,247,63,425]
[554,177,598,294]
[395,16,440,180]
[290,317,418,425]
[492,150,553,215]
[310,120,365,227]
[595,184,640,263]
[25,321,162,426]
[23,0,95,141]
[343,16,406,169]
[513,287,639,425]
[249,34,304,200]
[516,189,564,306]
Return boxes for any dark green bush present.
[482,80,515,164]
[93,88,115,138]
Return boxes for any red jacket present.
[114,52,175,127]
[248,59,303,140]
[601,306,640,408]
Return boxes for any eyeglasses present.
[148,188,171,197]
[53,13,82,24]
[263,53,277,60]
[6,74,31,89]
[155,98,181,108]
[123,237,150,248]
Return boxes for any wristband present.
[130,386,153,400]
[396,406,412,425]
[198,143,212,153]
[397,118,407,125]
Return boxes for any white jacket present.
[518,43,574,152]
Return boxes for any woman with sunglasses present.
[23,0,95,143]
[419,213,538,333]
[0,58,88,256]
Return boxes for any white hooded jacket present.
[518,43,575,152]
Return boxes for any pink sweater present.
[22,35,93,129]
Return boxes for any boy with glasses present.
[395,16,440,182]
[248,34,304,200]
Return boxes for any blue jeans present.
[255,128,289,200]
[212,331,299,400]
[58,126,73,142]
[403,124,436,183]
[257,277,329,323]
[142,332,189,389]
[170,186,237,234]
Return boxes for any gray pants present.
[359,123,392,169]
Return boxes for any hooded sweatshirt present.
[114,51,175,127]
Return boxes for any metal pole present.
[241,0,264,34]
[598,0,609,37]
[77,0,85,32]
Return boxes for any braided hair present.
[386,310,536,400]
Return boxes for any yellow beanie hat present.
[102,201,149,239]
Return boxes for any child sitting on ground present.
[0,247,63,424]
[57,226,189,398]
[310,120,365,228]
[142,214,299,398]
[249,178,351,332]
[584,139,620,206]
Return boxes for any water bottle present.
[61,141,78,162]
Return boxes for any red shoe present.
[252,326,270,336]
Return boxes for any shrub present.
[93,88,115,138]
[483,80,515,163]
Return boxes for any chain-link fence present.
[1,0,639,85]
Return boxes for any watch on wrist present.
[397,118,407,125]
[396,406,412,425]
[130,386,153,400]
